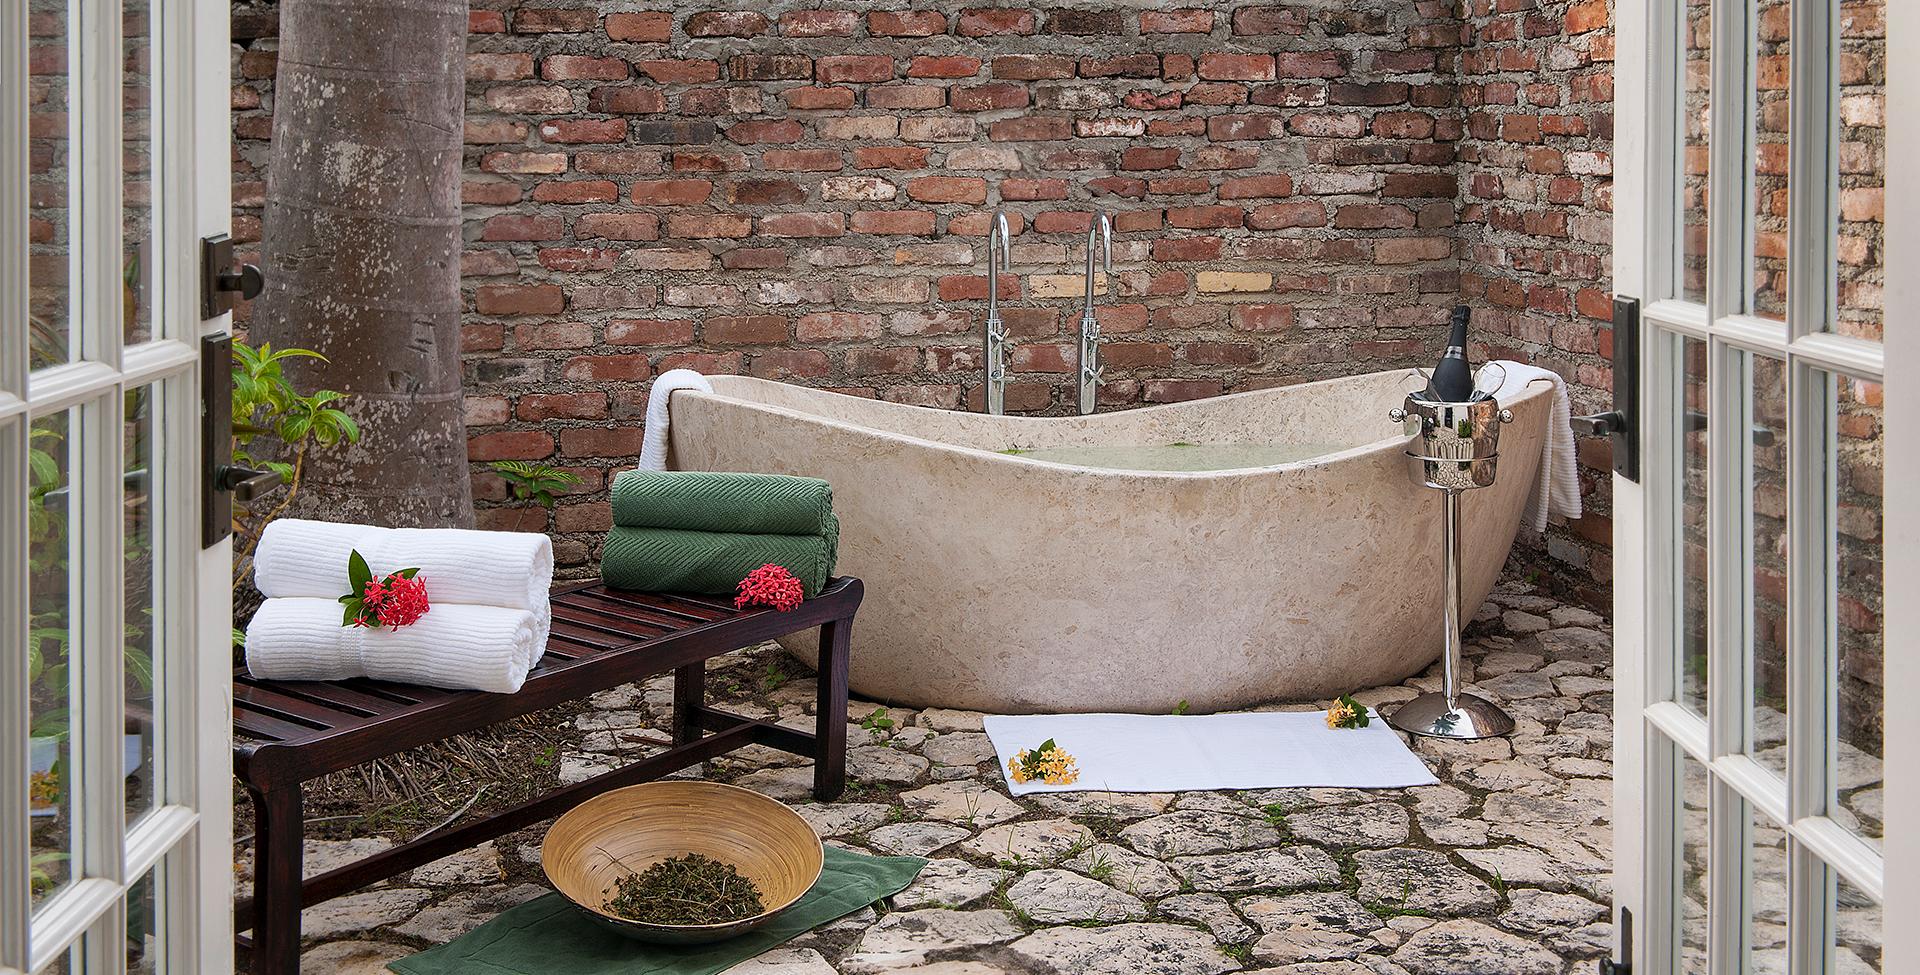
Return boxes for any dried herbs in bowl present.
[603,853,767,927]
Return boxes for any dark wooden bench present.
[232,577,861,974]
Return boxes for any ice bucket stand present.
[1385,392,1517,740]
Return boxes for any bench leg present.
[672,662,706,747]
[247,783,304,975]
[813,615,851,801]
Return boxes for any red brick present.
[1197,53,1275,81]
[632,59,720,84]
[1247,202,1327,229]
[576,213,661,241]
[1219,174,1293,199]
[759,212,846,237]
[467,430,555,461]
[909,56,982,79]
[541,54,626,81]
[852,210,937,235]
[958,8,1037,36]
[780,10,859,36]
[539,118,626,143]
[762,149,844,171]
[816,55,894,84]
[531,180,617,204]
[854,147,930,170]
[706,315,789,344]
[585,86,666,114]
[605,11,671,41]
[869,10,947,36]
[514,8,597,33]
[482,214,565,241]
[665,213,753,238]
[629,178,712,205]
[476,284,564,315]
[685,11,767,37]
[907,176,988,204]
[1167,205,1243,229]
[990,55,1074,81]
[783,86,855,110]
[1142,9,1213,33]
[725,119,805,144]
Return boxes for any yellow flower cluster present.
[1008,740,1079,785]
[1325,695,1370,730]
[28,770,58,808]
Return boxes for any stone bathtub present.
[667,369,1552,713]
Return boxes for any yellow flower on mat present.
[1009,739,1079,785]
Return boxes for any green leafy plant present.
[860,707,896,732]
[230,340,361,592]
[1171,699,1191,716]
[1326,693,1371,729]
[489,461,582,507]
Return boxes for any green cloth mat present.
[612,471,838,538]
[601,527,835,599]
[387,847,925,975]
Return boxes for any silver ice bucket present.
[1391,392,1513,491]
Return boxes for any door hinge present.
[201,233,265,320]
[203,334,280,547]
[1572,295,1640,482]
[1598,907,1633,975]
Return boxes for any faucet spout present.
[983,211,1014,415]
[1078,212,1111,416]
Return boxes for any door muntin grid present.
[8,0,213,966]
[1641,0,1889,972]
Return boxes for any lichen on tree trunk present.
[252,0,474,528]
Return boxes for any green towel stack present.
[602,471,839,598]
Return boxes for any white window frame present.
[2,0,233,968]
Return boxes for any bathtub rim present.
[674,370,1556,479]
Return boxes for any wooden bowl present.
[541,781,824,944]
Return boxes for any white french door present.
[1614,0,1914,973]
[5,0,233,970]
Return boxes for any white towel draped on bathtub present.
[983,711,1438,794]
[1482,360,1583,535]
[244,598,540,694]
[252,518,554,662]
[636,368,714,472]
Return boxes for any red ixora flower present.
[735,563,804,612]
[365,573,430,628]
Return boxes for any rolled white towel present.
[253,519,554,663]
[245,597,540,694]
[1481,360,1583,534]
[636,368,714,472]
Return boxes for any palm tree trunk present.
[251,0,473,528]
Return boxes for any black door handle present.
[217,262,265,302]
[217,464,281,503]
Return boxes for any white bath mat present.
[982,711,1438,795]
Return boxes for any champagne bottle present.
[1428,304,1473,402]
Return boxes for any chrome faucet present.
[1078,211,1111,416]
[983,211,1014,415]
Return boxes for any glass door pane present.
[1835,874,1883,973]
[29,408,79,907]
[1744,352,1789,778]
[125,384,159,824]
[1835,2,1885,339]
[123,0,157,345]
[27,0,76,366]
[1680,0,1713,302]
[1822,372,1884,851]
[1750,0,1792,320]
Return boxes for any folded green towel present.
[602,527,835,598]
[387,846,926,975]
[612,471,837,538]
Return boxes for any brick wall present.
[230,0,1621,590]
[1453,0,1615,604]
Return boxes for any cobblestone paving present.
[290,577,1619,975]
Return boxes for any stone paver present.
[292,578,1639,975]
